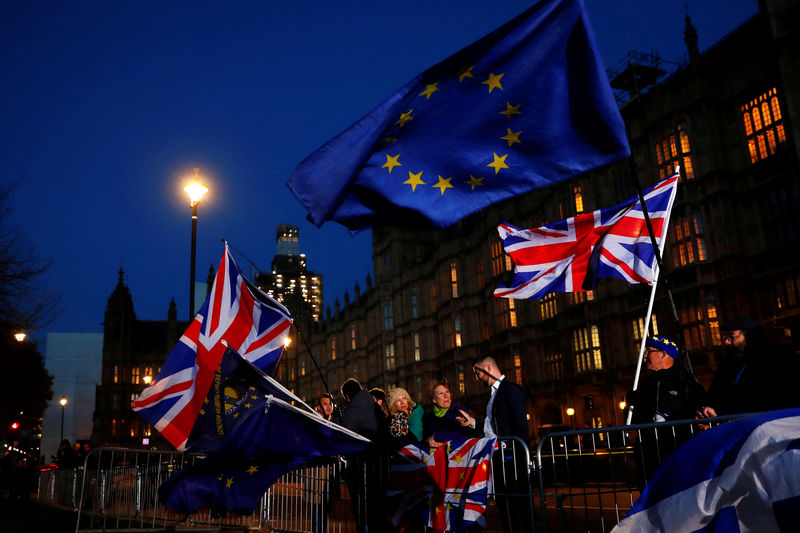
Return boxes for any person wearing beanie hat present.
[628,336,705,424]
[627,335,707,483]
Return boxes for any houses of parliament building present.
[95,1,799,447]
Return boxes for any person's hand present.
[695,406,717,431]
[456,409,475,428]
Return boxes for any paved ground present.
[0,497,77,533]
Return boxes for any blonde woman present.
[386,387,423,446]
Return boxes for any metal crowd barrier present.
[48,416,748,533]
[533,413,748,532]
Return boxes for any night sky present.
[1,1,758,348]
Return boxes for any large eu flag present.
[159,348,372,514]
[288,0,629,232]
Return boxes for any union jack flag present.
[388,437,497,532]
[131,243,293,451]
[494,172,679,300]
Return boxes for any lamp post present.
[184,168,208,320]
[14,331,26,342]
[59,397,68,443]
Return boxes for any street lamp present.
[59,397,68,443]
[184,168,208,320]
[14,331,26,342]
[566,407,575,430]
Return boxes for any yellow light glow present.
[59,397,68,407]
[284,337,292,347]
[143,375,153,385]
[14,332,26,342]
[566,407,575,416]
[184,168,208,206]
[619,401,627,410]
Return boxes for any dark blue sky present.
[1,1,758,346]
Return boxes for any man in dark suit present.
[468,356,533,533]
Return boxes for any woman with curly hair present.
[386,387,423,447]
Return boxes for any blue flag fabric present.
[288,0,629,232]
[612,409,800,533]
[159,349,372,514]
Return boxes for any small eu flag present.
[288,0,630,232]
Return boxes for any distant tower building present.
[257,224,323,322]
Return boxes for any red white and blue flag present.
[495,172,679,300]
[131,243,293,451]
[389,437,497,532]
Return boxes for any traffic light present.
[584,395,594,410]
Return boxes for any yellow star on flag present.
[244,403,252,409]
[501,129,522,146]
[500,102,521,118]
[457,65,474,82]
[247,465,258,475]
[404,171,425,191]
[383,136,398,146]
[487,153,509,174]
[451,453,465,465]
[433,175,454,195]
[482,72,504,93]
[251,394,259,400]
[226,477,234,489]
[419,82,439,99]
[396,109,414,127]
[233,412,239,419]
[465,175,484,190]
[199,409,206,416]
[382,153,402,173]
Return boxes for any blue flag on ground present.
[158,348,372,514]
[612,409,800,533]
[288,0,629,232]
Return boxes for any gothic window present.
[671,210,708,267]
[132,367,140,385]
[411,287,418,319]
[573,325,602,373]
[545,346,563,381]
[632,314,659,343]
[413,332,421,361]
[570,291,594,304]
[350,324,357,350]
[540,293,558,319]
[385,343,395,370]
[742,88,786,163]
[776,274,800,310]
[454,314,462,347]
[383,300,393,330]
[655,124,694,180]
[574,185,584,213]
[450,262,459,298]
[330,337,336,360]
[491,240,512,277]
[513,349,522,383]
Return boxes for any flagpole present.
[632,163,691,376]
[627,266,660,425]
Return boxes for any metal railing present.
[39,415,748,533]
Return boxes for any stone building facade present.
[286,2,800,441]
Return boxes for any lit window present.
[570,290,594,304]
[573,324,602,373]
[350,324,357,350]
[540,293,558,319]
[385,343,395,370]
[574,185,584,213]
[513,350,522,383]
[111,419,117,437]
[742,88,786,163]
[450,262,459,298]
[458,366,466,395]
[545,347,563,380]
[491,240,512,277]
[632,314,659,342]
[454,314,462,347]
[671,210,708,267]
[330,337,336,360]
[300,359,306,376]
[414,333,421,361]
[680,292,719,350]
[113,365,119,384]
[654,125,694,180]
[508,298,517,328]
[132,367,140,385]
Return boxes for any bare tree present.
[0,181,60,329]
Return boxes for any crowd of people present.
[305,316,797,532]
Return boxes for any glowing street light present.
[59,397,68,443]
[143,375,152,385]
[184,168,208,320]
[14,331,26,342]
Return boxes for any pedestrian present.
[314,393,334,421]
[338,378,387,533]
[467,356,533,533]
[627,335,706,483]
[422,379,481,447]
[699,317,797,417]
[386,387,423,448]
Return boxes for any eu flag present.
[288,0,629,232]
[158,348,372,514]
